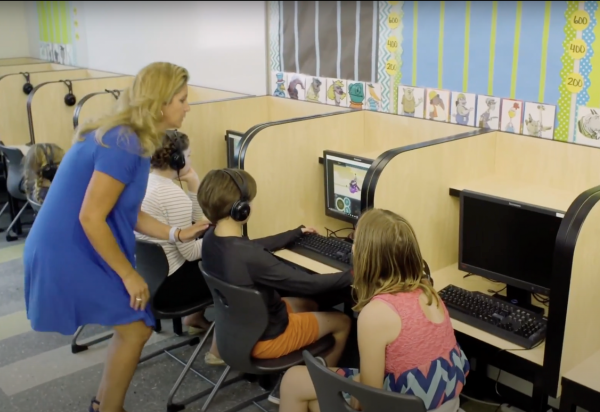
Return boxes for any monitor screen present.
[227,132,243,168]
[459,191,563,294]
[324,151,372,223]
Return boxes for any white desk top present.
[564,349,600,392]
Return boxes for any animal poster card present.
[347,81,366,110]
[522,102,556,139]
[271,71,288,98]
[500,99,523,134]
[575,106,600,147]
[475,95,500,130]
[397,86,426,118]
[364,83,383,111]
[450,92,477,127]
[326,78,349,108]
[305,76,327,104]
[425,89,451,122]
[286,73,306,100]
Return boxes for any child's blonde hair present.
[352,208,438,312]
[74,62,189,157]
[22,143,65,202]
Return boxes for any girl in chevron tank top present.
[280,209,469,412]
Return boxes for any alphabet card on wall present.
[286,73,306,100]
[450,92,477,127]
[397,86,425,118]
[271,71,287,98]
[522,102,556,139]
[305,76,327,104]
[365,83,383,112]
[326,78,349,108]
[347,81,366,110]
[500,99,524,134]
[575,106,600,147]
[476,95,500,130]
[425,89,451,122]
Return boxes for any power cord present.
[325,226,354,240]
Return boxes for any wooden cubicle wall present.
[240,110,478,240]
[0,63,74,77]
[0,57,45,66]
[366,130,600,396]
[178,96,348,178]
[72,84,251,129]
[28,76,134,149]
[0,69,122,146]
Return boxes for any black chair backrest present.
[0,145,26,200]
[135,239,170,307]
[200,263,268,373]
[303,351,427,412]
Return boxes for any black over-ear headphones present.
[61,80,76,106]
[40,144,58,181]
[165,130,186,172]
[21,72,33,95]
[223,169,251,222]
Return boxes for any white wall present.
[79,1,267,95]
[0,1,30,58]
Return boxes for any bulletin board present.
[268,1,600,148]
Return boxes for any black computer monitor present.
[459,190,563,312]
[323,150,373,224]
[226,130,244,168]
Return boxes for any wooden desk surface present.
[563,349,600,392]
[277,249,546,366]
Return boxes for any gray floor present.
[0,210,492,412]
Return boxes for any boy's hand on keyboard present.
[301,226,318,235]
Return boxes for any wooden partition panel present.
[0,58,45,66]
[373,132,496,272]
[267,97,348,119]
[28,76,133,149]
[242,111,365,239]
[73,90,120,128]
[187,85,248,102]
[0,63,74,77]
[364,111,478,152]
[0,69,118,146]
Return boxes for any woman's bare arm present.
[135,209,172,240]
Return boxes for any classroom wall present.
[24,1,268,95]
[269,1,600,149]
[0,1,31,58]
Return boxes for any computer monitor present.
[226,130,244,168]
[459,190,563,312]
[323,150,373,224]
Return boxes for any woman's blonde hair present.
[22,143,65,202]
[352,208,438,311]
[74,62,189,156]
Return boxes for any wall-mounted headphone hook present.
[104,89,121,100]
[20,72,33,95]
[60,79,77,107]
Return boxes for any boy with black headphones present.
[198,168,353,405]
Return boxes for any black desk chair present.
[184,263,335,412]
[303,351,427,412]
[0,145,30,241]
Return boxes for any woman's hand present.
[179,219,211,242]
[301,226,318,234]
[179,168,201,193]
[122,271,150,311]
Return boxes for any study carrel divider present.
[0,57,46,67]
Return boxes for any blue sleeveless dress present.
[23,126,154,335]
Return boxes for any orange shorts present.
[252,299,320,359]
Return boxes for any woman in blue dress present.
[23,62,210,412]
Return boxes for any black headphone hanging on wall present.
[165,130,186,172]
[20,72,33,95]
[222,169,251,222]
[40,144,58,182]
[60,80,76,106]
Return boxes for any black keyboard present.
[438,285,547,349]
[288,233,352,271]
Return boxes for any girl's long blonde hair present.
[22,143,65,203]
[74,62,189,156]
[352,208,438,311]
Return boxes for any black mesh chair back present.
[0,145,26,201]
[303,351,427,412]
